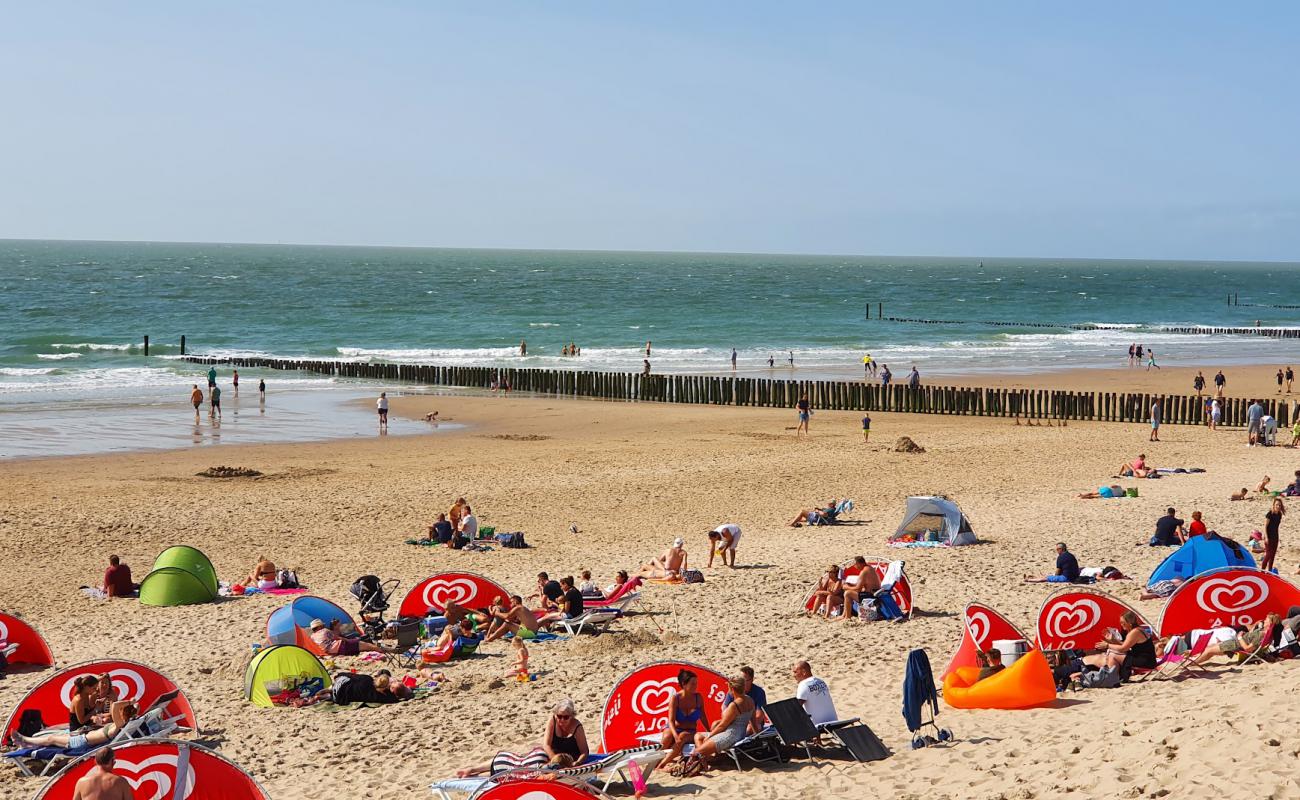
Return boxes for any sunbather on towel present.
[8,701,138,751]
[310,618,394,655]
[639,538,688,579]
[1117,454,1155,478]
[1077,485,1125,499]
[679,676,755,777]
[839,557,881,623]
[247,557,278,590]
[484,595,541,643]
[808,564,844,619]
[1140,577,1186,600]
[443,600,490,627]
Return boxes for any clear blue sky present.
[2,2,1297,260]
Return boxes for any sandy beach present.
[4,377,1300,800]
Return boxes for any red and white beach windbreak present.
[1158,567,1300,636]
[472,772,609,800]
[600,660,729,751]
[941,602,1032,678]
[2,659,197,739]
[0,611,55,666]
[801,558,914,617]
[34,741,268,800]
[1035,588,1152,651]
[398,571,511,617]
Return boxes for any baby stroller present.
[350,575,400,640]
[903,648,952,749]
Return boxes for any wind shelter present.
[34,741,269,800]
[1148,533,1256,588]
[266,596,355,655]
[139,545,219,607]
[890,496,977,546]
[3,659,197,739]
[0,612,55,666]
[243,645,331,707]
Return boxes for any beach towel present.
[261,587,308,596]
[1156,468,1206,475]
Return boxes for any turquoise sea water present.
[3,239,1300,411]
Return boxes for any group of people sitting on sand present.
[418,497,481,548]
[806,557,903,622]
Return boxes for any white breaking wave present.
[51,342,133,351]
[36,353,81,360]
[0,367,58,376]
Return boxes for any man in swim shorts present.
[706,524,741,568]
[862,413,871,442]
[484,595,540,642]
[190,384,204,422]
[209,384,221,419]
[640,538,688,579]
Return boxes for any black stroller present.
[350,575,400,640]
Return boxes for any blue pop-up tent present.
[1147,533,1255,588]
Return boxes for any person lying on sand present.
[310,618,394,656]
[1117,454,1155,478]
[639,538,688,579]
[1078,485,1126,499]
[1141,577,1186,600]
[1231,488,1250,501]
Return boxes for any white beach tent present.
[891,496,978,546]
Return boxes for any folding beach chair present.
[1136,633,1211,682]
[826,724,891,763]
[761,698,821,762]
[391,620,422,669]
[1237,623,1278,667]
[555,608,621,637]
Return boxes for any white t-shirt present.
[377,396,388,411]
[712,524,741,550]
[459,514,478,538]
[796,676,837,725]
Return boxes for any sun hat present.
[673,537,684,547]
[309,619,325,629]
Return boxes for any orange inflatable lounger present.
[942,649,1057,710]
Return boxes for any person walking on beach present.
[190,384,204,423]
[1215,369,1226,395]
[788,351,794,367]
[642,358,651,376]
[232,369,240,396]
[1149,398,1161,442]
[1194,371,1205,397]
[908,365,920,389]
[377,391,389,432]
[1210,397,1221,430]
[207,365,217,390]
[210,383,222,419]
[1146,349,1159,370]
[880,364,892,387]
[1128,343,1136,366]
[1135,344,1144,363]
[861,413,871,443]
[1278,368,1285,394]
[796,394,811,437]
[731,348,737,371]
[768,355,774,368]
[1261,497,1285,573]
[1288,366,1294,393]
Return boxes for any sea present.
[2,239,1299,456]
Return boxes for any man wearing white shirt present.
[792,660,838,725]
[706,523,742,568]
[459,506,479,540]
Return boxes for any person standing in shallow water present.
[232,368,240,396]
[259,378,266,402]
[377,391,389,432]
[189,384,203,423]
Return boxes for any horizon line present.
[1,235,1298,267]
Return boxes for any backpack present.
[17,709,45,737]
[683,569,705,584]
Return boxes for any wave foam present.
[37,353,82,360]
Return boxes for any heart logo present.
[1196,575,1269,614]
[60,668,146,709]
[630,678,679,716]
[423,578,478,610]
[1046,599,1102,639]
[517,792,559,800]
[114,755,195,800]
[967,611,990,647]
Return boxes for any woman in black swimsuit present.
[1262,498,1286,573]
[543,698,589,764]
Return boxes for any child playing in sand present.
[1231,488,1250,501]
[508,637,530,679]
[1257,476,1272,493]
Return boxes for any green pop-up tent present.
[139,545,219,606]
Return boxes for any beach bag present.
[17,709,45,737]
[496,532,527,549]
[1080,665,1122,689]
[277,569,300,589]
[478,525,496,540]
[859,602,882,622]
[683,569,705,584]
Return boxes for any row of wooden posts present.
[182,355,1294,428]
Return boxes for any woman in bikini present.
[809,565,844,619]
[11,701,138,751]
[657,670,709,770]
[67,675,99,731]
[543,698,589,764]
[246,558,277,590]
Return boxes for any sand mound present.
[197,465,263,478]
[893,436,926,453]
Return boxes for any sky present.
[1,3,1298,260]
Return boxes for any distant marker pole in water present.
[180,335,186,355]
[143,335,149,356]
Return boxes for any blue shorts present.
[1046,575,1069,583]
[799,412,809,421]
[1151,421,1160,429]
